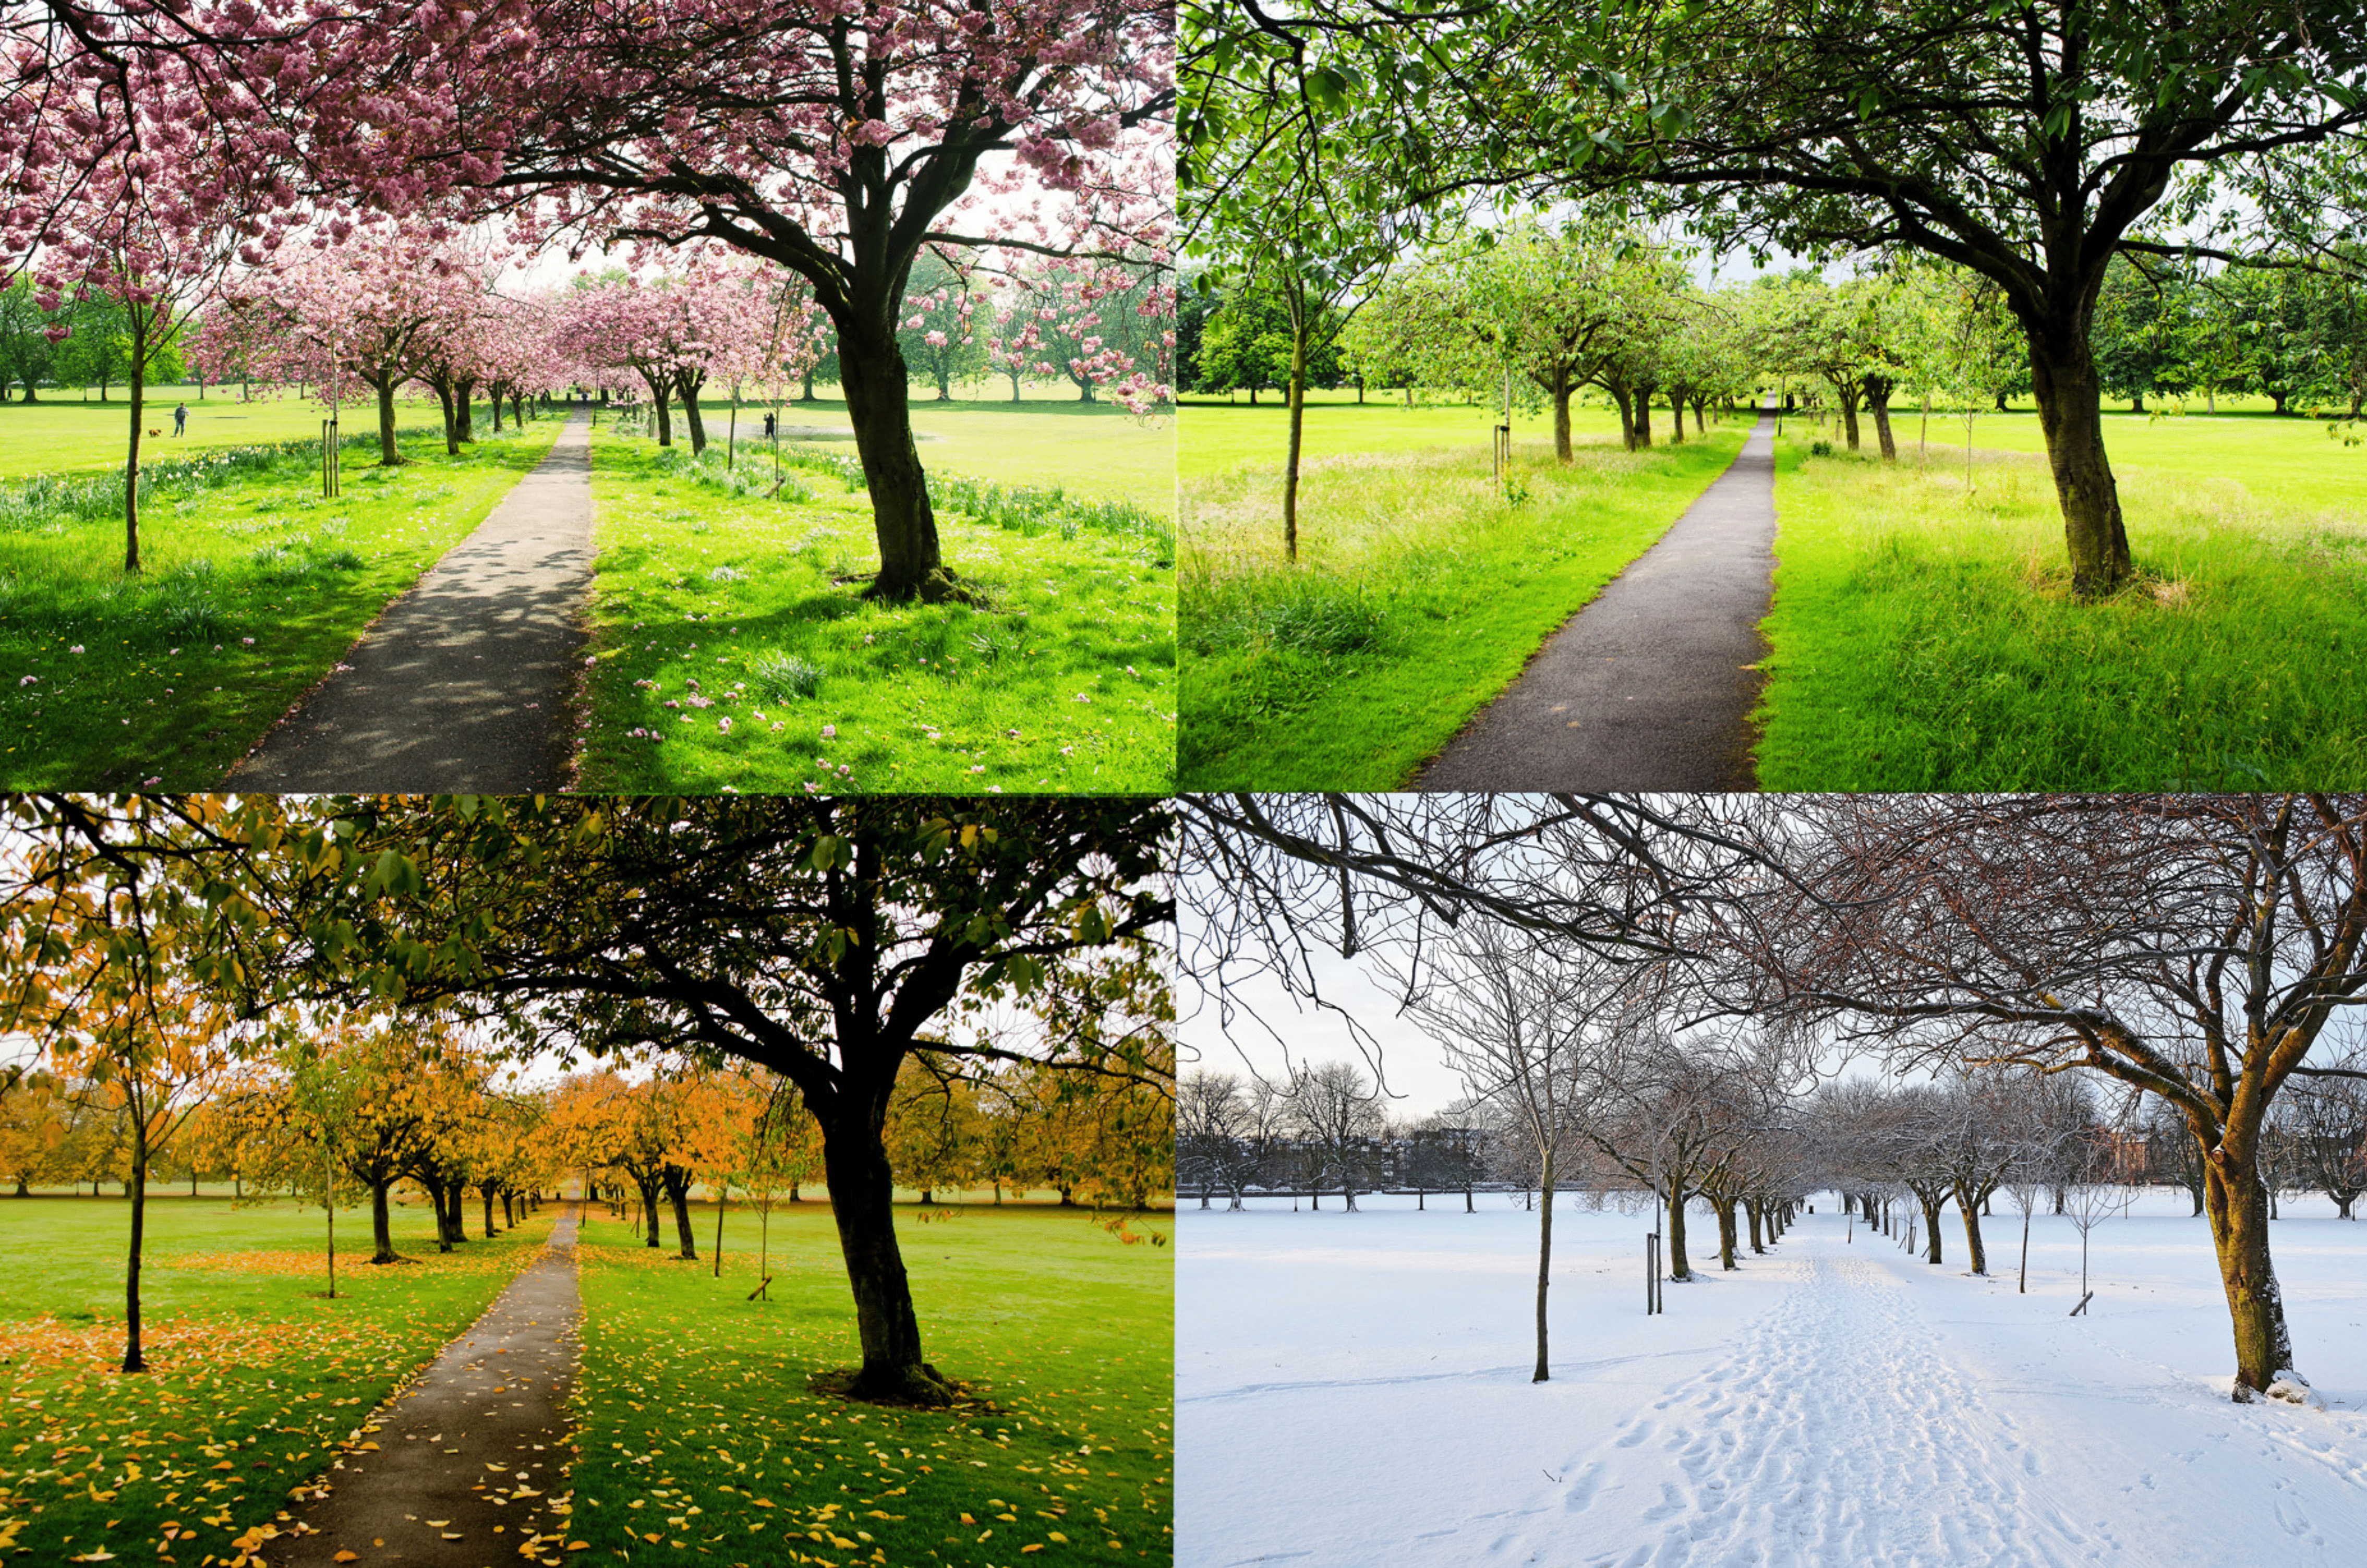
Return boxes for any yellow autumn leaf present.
[334,1553,361,1563]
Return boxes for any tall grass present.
[644,439,1176,565]
[1755,441,2367,788]
[0,427,449,532]
[1180,428,1747,788]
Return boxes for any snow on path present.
[1179,1196,2367,1568]
[1493,1246,2088,1566]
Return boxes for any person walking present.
[172,402,188,436]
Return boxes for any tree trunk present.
[2204,1143,2297,1399]
[370,1178,399,1264]
[123,1134,149,1372]
[1865,378,1898,461]
[1552,377,1574,464]
[839,324,951,600]
[1746,1199,1765,1255]
[1633,387,1653,447]
[676,373,709,454]
[481,1186,497,1239]
[1283,318,1310,564]
[1664,1184,1692,1280]
[124,307,148,574]
[455,378,476,443]
[1611,384,1636,450]
[819,1116,953,1405]
[373,377,404,465]
[635,1173,662,1247]
[1954,1181,1989,1275]
[1716,1197,1738,1269]
[433,379,461,456]
[1918,1191,1945,1264]
[1666,386,1685,444]
[1532,1150,1555,1382]
[2026,321,2133,593]
[663,1166,698,1260]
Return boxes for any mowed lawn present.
[0,420,561,788]
[0,1195,555,1563]
[0,384,474,477]
[577,413,1175,793]
[569,1198,1172,1567]
[1179,397,1748,789]
[1756,410,2367,789]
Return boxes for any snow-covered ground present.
[1178,1190,2367,1567]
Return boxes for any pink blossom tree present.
[34,155,244,572]
[556,263,778,454]
[312,0,1173,599]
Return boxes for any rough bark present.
[1716,1197,1738,1269]
[1953,1180,1990,1275]
[674,371,709,454]
[840,325,954,599]
[123,1142,149,1372]
[662,1165,699,1260]
[369,1178,398,1264]
[820,1116,954,1405]
[2204,1142,2296,1399]
[1664,1184,1693,1280]
[2026,320,2132,593]
[1864,376,1898,461]
[1283,319,1309,564]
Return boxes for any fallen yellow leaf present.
[334,1553,360,1563]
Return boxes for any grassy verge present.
[0,1195,555,1562]
[1755,437,2367,787]
[0,421,561,788]
[574,429,1175,793]
[569,1201,1171,1568]
[1179,422,1748,789]
[0,387,477,478]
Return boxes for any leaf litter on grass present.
[568,1211,1170,1566]
[0,1212,555,1565]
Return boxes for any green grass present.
[0,383,488,477]
[574,426,1175,793]
[1178,411,1748,789]
[0,1195,555,1562]
[569,1200,1171,1568]
[1178,391,1592,478]
[0,420,561,788]
[1755,425,2367,788]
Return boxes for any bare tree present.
[2281,1064,2367,1220]
[1396,925,1634,1381]
[1287,1060,1385,1211]
[1179,1070,1255,1210]
[1737,793,2367,1402]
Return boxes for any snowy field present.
[1178,1190,2367,1567]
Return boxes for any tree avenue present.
[1185,0,2367,593]
[1184,790,2367,1404]
[3,793,1173,1409]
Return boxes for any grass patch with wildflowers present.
[574,427,1176,793]
[0,421,560,787]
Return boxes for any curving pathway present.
[1416,407,1778,791]
[227,413,593,791]
[265,1203,583,1568]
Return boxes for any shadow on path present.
[1415,408,1778,791]
[228,414,593,791]
[265,1204,582,1567]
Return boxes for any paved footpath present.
[228,413,593,791]
[1416,407,1779,791]
[265,1204,582,1568]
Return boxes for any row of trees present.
[1181,792,2367,1405]
[1184,244,2367,431]
[0,795,1173,1404]
[1183,0,2367,594]
[9,0,1170,600]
